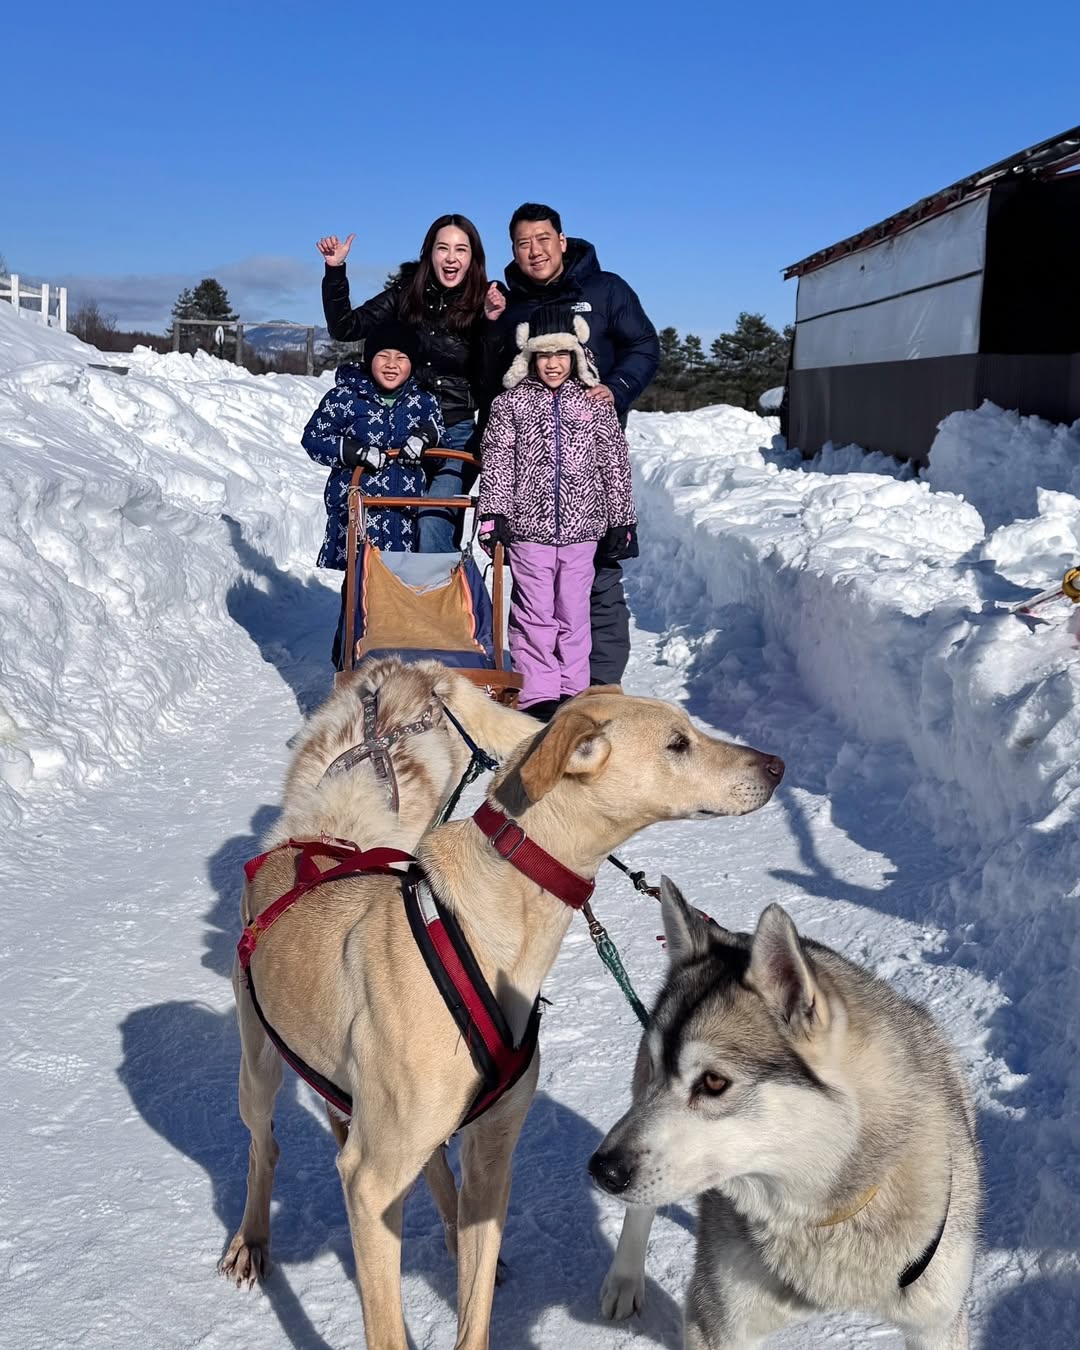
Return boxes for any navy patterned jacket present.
[301,364,443,565]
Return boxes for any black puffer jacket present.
[322,263,484,428]
[486,239,660,415]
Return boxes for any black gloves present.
[401,419,441,463]
[339,420,439,471]
[596,524,639,564]
[478,515,512,558]
[339,437,387,473]
[476,520,635,560]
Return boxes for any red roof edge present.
[783,125,1080,281]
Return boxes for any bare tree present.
[69,299,118,348]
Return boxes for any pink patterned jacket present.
[478,378,636,546]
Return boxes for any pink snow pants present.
[509,540,598,709]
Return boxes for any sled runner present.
[335,448,522,705]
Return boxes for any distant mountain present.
[240,321,334,356]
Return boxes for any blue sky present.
[6,0,1078,341]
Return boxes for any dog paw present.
[600,1266,645,1319]
[219,1234,270,1288]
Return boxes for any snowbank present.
[0,303,330,823]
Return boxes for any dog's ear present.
[747,905,828,1039]
[578,683,623,697]
[513,709,612,804]
[660,876,738,963]
[660,875,715,964]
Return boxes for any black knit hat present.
[363,321,421,376]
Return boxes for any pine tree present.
[682,334,705,375]
[657,326,685,379]
[190,278,237,323]
[169,278,237,355]
[709,313,791,410]
[170,287,196,324]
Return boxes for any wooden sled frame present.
[339,449,522,705]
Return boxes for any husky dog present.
[590,880,980,1349]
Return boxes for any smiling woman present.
[316,215,507,552]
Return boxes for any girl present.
[478,313,637,721]
[317,215,507,551]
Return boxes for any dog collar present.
[813,1177,951,1290]
[472,801,595,910]
[815,1185,880,1228]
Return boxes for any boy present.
[301,321,442,563]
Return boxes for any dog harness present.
[238,835,539,1129]
[319,692,438,813]
[897,1181,951,1289]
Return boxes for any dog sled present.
[334,447,522,704]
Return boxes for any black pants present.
[589,561,631,686]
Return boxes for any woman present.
[317,215,506,552]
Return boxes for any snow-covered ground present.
[2,301,1078,1348]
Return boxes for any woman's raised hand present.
[483,281,507,321]
[317,234,356,266]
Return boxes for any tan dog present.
[220,688,784,1350]
[229,655,537,1181]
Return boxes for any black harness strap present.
[898,1182,951,1288]
[246,968,354,1117]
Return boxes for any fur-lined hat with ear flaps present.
[503,311,600,389]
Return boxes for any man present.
[488,203,659,686]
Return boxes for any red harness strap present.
[239,838,415,970]
[403,878,540,1126]
[238,837,540,1130]
[471,800,595,909]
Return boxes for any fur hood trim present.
[503,314,600,389]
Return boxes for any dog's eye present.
[667,732,690,754]
[695,1071,729,1098]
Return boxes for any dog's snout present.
[589,1148,634,1195]
[763,755,784,781]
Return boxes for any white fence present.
[0,274,68,331]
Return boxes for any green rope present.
[586,908,650,1028]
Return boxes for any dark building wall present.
[788,357,979,466]
[790,354,1080,467]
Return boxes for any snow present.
[2,299,1079,1347]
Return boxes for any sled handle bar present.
[354,495,474,508]
[383,448,479,466]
